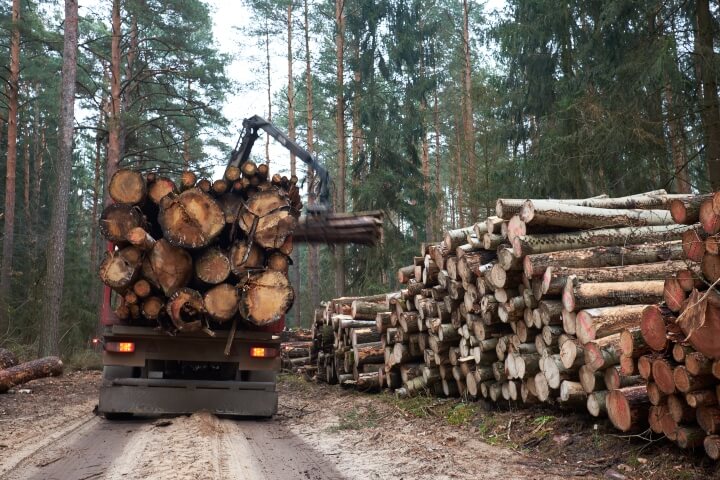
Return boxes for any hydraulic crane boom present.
[228,115,331,211]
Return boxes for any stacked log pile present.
[627,192,720,458]
[307,190,720,458]
[97,166,302,336]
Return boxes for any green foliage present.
[331,404,381,431]
[445,402,477,426]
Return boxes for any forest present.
[0,0,719,358]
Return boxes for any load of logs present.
[98,165,302,334]
[306,189,720,459]
[0,349,64,393]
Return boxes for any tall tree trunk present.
[106,0,122,204]
[183,79,192,168]
[287,2,300,325]
[433,65,443,239]
[454,105,463,227]
[695,0,720,189]
[419,46,431,241]
[265,22,272,167]
[38,0,78,357]
[664,81,691,193]
[33,128,45,215]
[351,39,363,190]
[89,104,105,303]
[22,122,30,227]
[304,0,320,316]
[334,0,346,297]
[0,0,21,332]
[461,0,476,222]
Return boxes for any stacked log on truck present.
[97,166,302,339]
[306,189,720,459]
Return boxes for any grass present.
[446,402,477,426]
[63,349,102,371]
[382,392,443,418]
[331,405,382,431]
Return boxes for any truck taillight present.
[250,346,277,358]
[105,342,135,353]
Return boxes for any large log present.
[166,288,206,332]
[495,193,677,219]
[640,305,679,351]
[520,200,675,229]
[203,284,238,323]
[147,176,176,204]
[562,279,664,312]
[574,304,648,345]
[354,342,384,367]
[0,356,64,393]
[109,169,146,205]
[238,188,297,249]
[229,241,265,276]
[513,224,695,257]
[158,189,225,249]
[541,261,691,297]
[523,242,684,278]
[195,248,231,285]
[148,239,193,297]
[606,385,649,432]
[677,290,720,359]
[99,203,145,243]
[238,270,294,326]
[351,301,389,320]
[98,246,143,291]
[671,194,712,224]
[292,211,383,246]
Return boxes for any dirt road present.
[0,371,595,480]
[1,371,716,479]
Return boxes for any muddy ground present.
[0,370,717,479]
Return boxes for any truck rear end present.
[98,286,282,418]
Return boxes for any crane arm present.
[228,115,331,210]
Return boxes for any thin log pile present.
[98,166,302,335]
[306,190,720,458]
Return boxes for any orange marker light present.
[250,347,267,358]
[105,341,135,353]
[250,346,278,358]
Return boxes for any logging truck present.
[97,116,333,419]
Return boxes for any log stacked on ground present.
[308,190,720,459]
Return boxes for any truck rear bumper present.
[99,378,278,417]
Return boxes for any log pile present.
[98,166,302,335]
[305,190,720,458]
[625,191,720,458]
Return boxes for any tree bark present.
[107,0,122,204]
[574,304,648,345]
[514,224,694,257]
[0,0,21,332]
[520,200,675,229]
[461,0,476,221]
[523,241,684,278]
[334,0,346,297]
[562,279,665,312]
[38,0,78,356]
